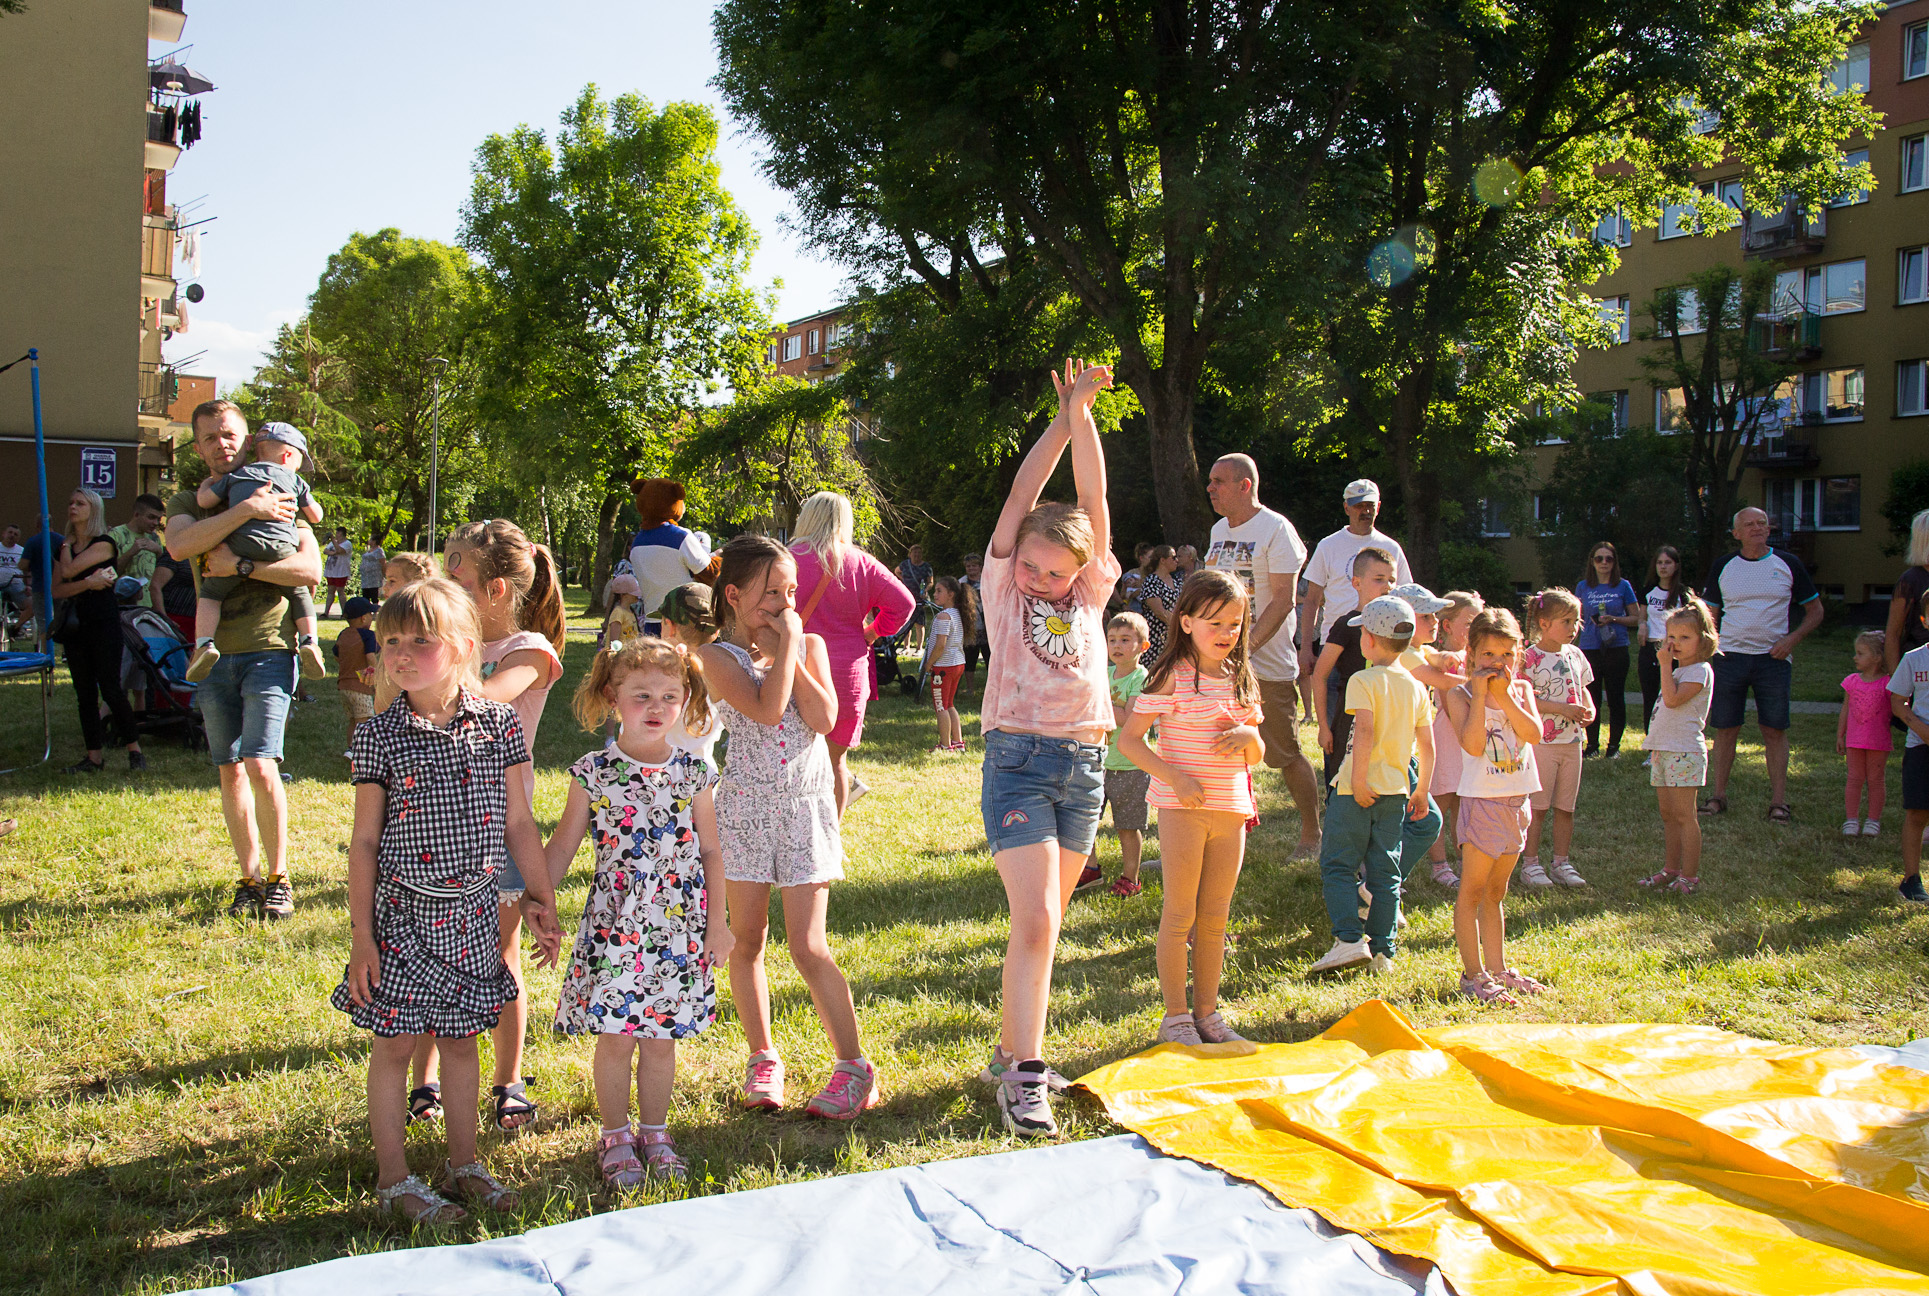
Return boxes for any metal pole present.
[428,367,441,555]
[29,349,51,640]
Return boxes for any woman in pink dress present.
[788,492,916,816]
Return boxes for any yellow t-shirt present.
[1334,664,1432,796]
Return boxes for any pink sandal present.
[597,1127,647,1190]
[1458,972,1518,1006]
[636,1127,687,1181]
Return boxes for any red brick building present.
[765,307,852,382]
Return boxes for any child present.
[975,358,1119,1138]
[1120,571,1264,1044]
[413,520,568,1133]
[384,551,438,596]
[1309,595,1435,976]
[185,422,328,683]
[332,578,563,1226]
[927,576,972,754]
[1520,589,1595,889]
[1425,591,1484,887]
[1641,600,1718,894]
[603,573,642,648]
[698,534,878,1119]
[1840,629,1893,839]
[1089,611,1153,898]
[1444,607,1544,1005]
[656,581,725,767]
[1889,591,1929,906]
[333,595,378,758]
[547,639,732,1185]
[1311,548,1398,786]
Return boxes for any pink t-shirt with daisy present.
[978,544,1122,745]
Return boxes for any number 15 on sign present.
[80,447,117,498]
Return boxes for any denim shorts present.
[981,730,1105,856]
[199,650,295,765]
[1710,651,1792,731]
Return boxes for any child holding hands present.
[1641,601,1718,894]
[547,639,731,1185]
[1520,589,1595,889]
[332,579,564,1227]
[1120,570,1264,1046]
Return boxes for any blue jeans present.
[1319,767,1442,957]
[199,650,296,765]
[980,730,1105,856]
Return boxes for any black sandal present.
[408,1082,443,1123]
[1767,803,1793,824]
[491,1078,537,1132]
[1697,795,1727,817]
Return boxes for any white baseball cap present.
[1348,594,1416,638]
[1389,582,1452,615]
[1343,479,1381,504]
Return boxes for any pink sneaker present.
[1495,967,1547,996]
[742,1049,785,1111]
[806,1058,879,1120]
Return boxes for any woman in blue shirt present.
[1575,541,1640,758]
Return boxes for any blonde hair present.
[1014,501,1095,568]
[1144,570,1258,707]
[68,488,106,546]
[573,636,711,737]
[1442,590,1484,619]
[1908,509,1929,569]
[792,491,854,579]
[1854,628,1886,659]
[1665,597,1719,663]
[1466,606,1525,655]
[1526,587,1582,639]
[385,551,438,584]
[374,578,483,690]
[446,519,567,653]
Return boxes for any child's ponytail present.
[447,519,567,654]
[571,636,712,738]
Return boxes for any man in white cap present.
[1204,453,1320,858]
[1298,479,1412,681]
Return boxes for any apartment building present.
[765,307,854,382]
[0,0,206,528]
[1500,0,1929,603]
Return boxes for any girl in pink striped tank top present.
[1119,569,1264,1051]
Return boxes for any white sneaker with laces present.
[1519,859,1554,889]
[1862,818,1881,838]
[1843,818,1863,838]
[1549,858,1587,887]
[1309,936,1372,975]
[1367,953,1395,974]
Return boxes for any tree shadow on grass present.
[0,880,352,933]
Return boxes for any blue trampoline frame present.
[0,348,56,773]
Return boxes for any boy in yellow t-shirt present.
[1310,595,1439,976]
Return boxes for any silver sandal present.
[377,1173,467,1227]
[441,1159,521,1212]
[636,1128,687,1182]
[598,1127,647,1190]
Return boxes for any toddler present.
[656,581,725,767]
[333,596,378,757]
[185,422,327,683]
[1120,570,1264,1045]
[547,638,731,1185]
[603,573,642,647]
[1890,590,1929,905]
[1840,629,1892,839]
[1088,611,1154,898]
[1641,600,1718,894]
[927,576,973,753]
[1520,589,1594,889]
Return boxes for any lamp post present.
[427,356,448,553]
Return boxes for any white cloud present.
[163,309,299,395]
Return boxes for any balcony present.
[149,0,186,43]
[1749,309,1822,361]
[1745,434,1820,471]
[1742,202,1825,258]
[140,218,174,298]
[144,110,181,172]
[137,362,178,425]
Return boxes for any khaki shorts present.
[341,690,376,723]
[1529,742,1581,813]
[1257,677,1308,769]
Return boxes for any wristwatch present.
[235,557,256,578]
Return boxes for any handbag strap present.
[798,563,834,626]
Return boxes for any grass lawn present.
[0,610,1923,1294]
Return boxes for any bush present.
[1882,458,1929,557]
[1438,540,1515,610]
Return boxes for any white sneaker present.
[1862,818,1881,838]
[1367,953,1395,974]
[1309,937,1372,975]
[1549,858,1587,887]
[1843,818,1863,838]
[1519,859,1554,889]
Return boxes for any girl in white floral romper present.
[545,638,731,1186]
[699,535,879,1121]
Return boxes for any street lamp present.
[427,356,448,553]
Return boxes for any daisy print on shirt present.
[1024,593,1086,669]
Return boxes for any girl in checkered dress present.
[332,579,564,1228]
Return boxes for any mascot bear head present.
[632,477,687,529]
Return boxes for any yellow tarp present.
[1078,1000,1929,1295]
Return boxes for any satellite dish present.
[184,283,205,303]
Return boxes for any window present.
[766,342,780,365]
[1903,246,1929,305]
[1904,134,1927,194]
[807,328,821,355]
[1478,498,1510,538]
[1902,360,1929,416]
[1533,494,1558,532]
[1801,368,1864,422]
[1806,259,1865,315]
[1660,185,1706,239]
[1597,295,1630,343]
[1680,96,1720,134]
[1827,42,1870,95]
[1828,149,1870,207]
[1590,389,1630,429]
[1715,178,1744,210]
[1656,387,1687,433]
[1765,477,1860,534]
[1593,207,1631,246]
[1669,287,1706,335]
[781,333,802,362]
[1907,20,1927,80]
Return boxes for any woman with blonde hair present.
[788,491,916,816]
[53,488,144,773]
[1885,508,1929,675]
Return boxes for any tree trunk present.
[1133,369,1212,550]
[1386,370,1443,587]
[587,488,624,616]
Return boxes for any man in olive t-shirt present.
[166,400,324,921]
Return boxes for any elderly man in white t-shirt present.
[1297,479,1412,678]
[1204,454,1320,857]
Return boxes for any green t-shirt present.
[106,524,158,585]
[164,488,307,654]
[1104,662,1148,771]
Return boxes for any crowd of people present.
[12,377,1929,1227]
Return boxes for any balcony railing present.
[1742,203,1825,258]
[137,362,178,418]
[1749,309,1822,360]
[1745,435,1820,470]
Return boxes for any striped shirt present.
[1131,664,1262,814]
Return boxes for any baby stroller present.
[873,603,936,701]
[120,606,205,749]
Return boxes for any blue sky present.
[159,0,842,391]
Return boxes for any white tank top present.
[1453,680,1543,799]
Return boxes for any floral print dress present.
[553,744,718,1039]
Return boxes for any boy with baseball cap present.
[1310,594,1436,976]
[185,422,327,683]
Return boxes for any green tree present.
[1532,405,1690,588]
[1882,459,1929,556]
[462,87,769,600]
[673,375,879,538]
